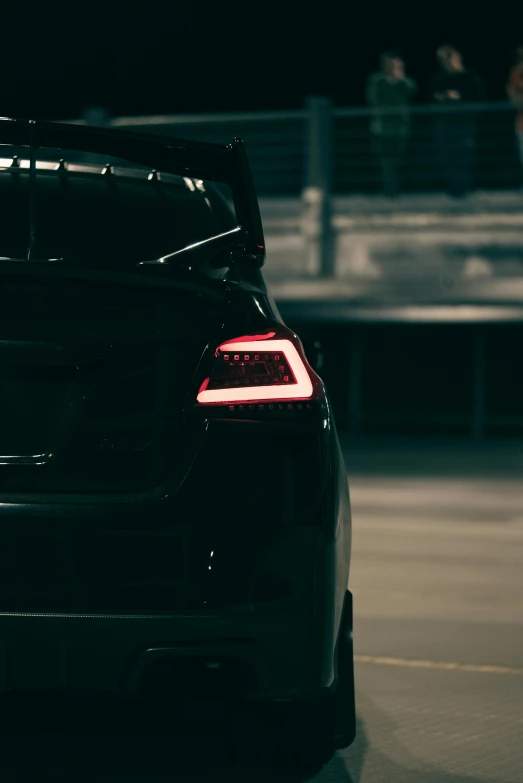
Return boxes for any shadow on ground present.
[1,688,519,782]
[0,702,363,783]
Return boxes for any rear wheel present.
[332,591,356,749]
[272,738,336,771]
[272,590,356,767]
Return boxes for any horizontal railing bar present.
[63,101,517,132]
[334,101,515,118]
[110,110,308,127]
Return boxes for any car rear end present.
[0,121,353,750]
[0,291,350,694]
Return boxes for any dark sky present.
[2,1,523,120]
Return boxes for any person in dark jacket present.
[506,45,523,187]
[366,51,417,197]
[432,45,484,197]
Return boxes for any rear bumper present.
[0,599,350,702]
[0,417,352,708]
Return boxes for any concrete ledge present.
[260,191,523,288]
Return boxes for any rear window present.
[0,156,236,266]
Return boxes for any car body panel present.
[0,121,353,747]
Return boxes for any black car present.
[0,118,355,763]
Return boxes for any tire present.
[272,647,354,769]
[332,589,357,749]
[273,590,356,759]
[272,738,335,771]
[227,592,356,770]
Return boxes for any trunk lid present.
[0,275,224,493]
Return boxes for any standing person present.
[366,51,417,197]
[506,45,523,188]
[431,45,484,197]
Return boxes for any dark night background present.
[2,1,523,119]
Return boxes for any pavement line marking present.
[354,655,523,676]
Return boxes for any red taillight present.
[197,336,314,405]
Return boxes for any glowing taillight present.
[197,338,314,404]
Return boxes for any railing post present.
[81,106,111,127]
[81,106,112,165]
[302,96,334,278]
[347,327,363,436]
[472,327,486,439]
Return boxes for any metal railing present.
[334,102,521,194]
[83,99,523,197]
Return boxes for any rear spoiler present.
[0,117,265,264]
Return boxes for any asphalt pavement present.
[0,438,522,782]
[341,437,523,782]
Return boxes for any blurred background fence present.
[100,99,522,195]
